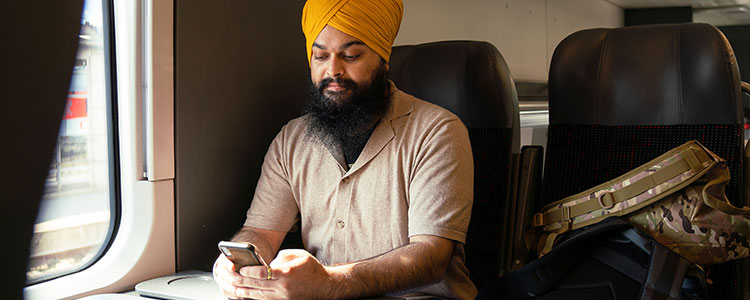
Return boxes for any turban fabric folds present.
[301,0,403,64]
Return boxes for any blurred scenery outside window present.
[27,0,115,284]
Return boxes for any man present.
[212,0,476,298]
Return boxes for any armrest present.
[504,145,544,272]
[134,270,224,300]
[78,295,145,300]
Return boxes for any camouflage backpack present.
[532,140,750,265]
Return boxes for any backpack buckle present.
[533,213,544,227]
[560,205,571,223]
[598,192,616,209]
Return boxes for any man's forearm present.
[325,235,454,299]
[231,226,285,265]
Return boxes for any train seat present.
[540,23,745,299]
[389,41,520,289]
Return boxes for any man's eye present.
[343,54,359,61]
[313,55,328,61]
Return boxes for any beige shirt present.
[245,85,477,299]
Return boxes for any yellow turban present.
[301,0,403,64]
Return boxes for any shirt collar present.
[336,81,413,175]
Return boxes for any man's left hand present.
[239,249,336,299]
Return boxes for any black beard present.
[303,63,392,156]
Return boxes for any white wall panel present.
[395,0,624,81]
[546,0,623,71]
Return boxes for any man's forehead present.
[312,26,367,50]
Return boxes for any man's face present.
[304,25,392,150]
[310,25,388,104]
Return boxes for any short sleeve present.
[244,126,300,232]
[408,117,474,243]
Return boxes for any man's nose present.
[325,57,344,77]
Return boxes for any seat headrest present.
[389,41,519,130]
[549,23,742,125]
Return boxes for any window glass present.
[27,0,116,284]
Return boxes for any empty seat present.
[541,23,745,299]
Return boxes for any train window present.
[27,0,118,285]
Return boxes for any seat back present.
[389,41,520,289]
[542,23,744,299]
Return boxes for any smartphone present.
[218,241,267,269]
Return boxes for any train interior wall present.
[395,0,624,82]
[175,0,308,271]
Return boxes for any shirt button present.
[337,221,345,229]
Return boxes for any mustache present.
[318,77,356,92]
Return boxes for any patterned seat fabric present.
[467,128,513,288]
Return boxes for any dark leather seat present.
[541,23,745,299]
[389,41,520,289]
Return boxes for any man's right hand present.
[213,249,338,300]
[212,227,287,299]
[213,254,274,299]
[213,254,242,299]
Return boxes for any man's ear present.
[385,63,390,72]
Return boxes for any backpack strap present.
[589,228,692,300]
[533,140,718,255]
[640,241,690,300]
[477,218,632,299]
